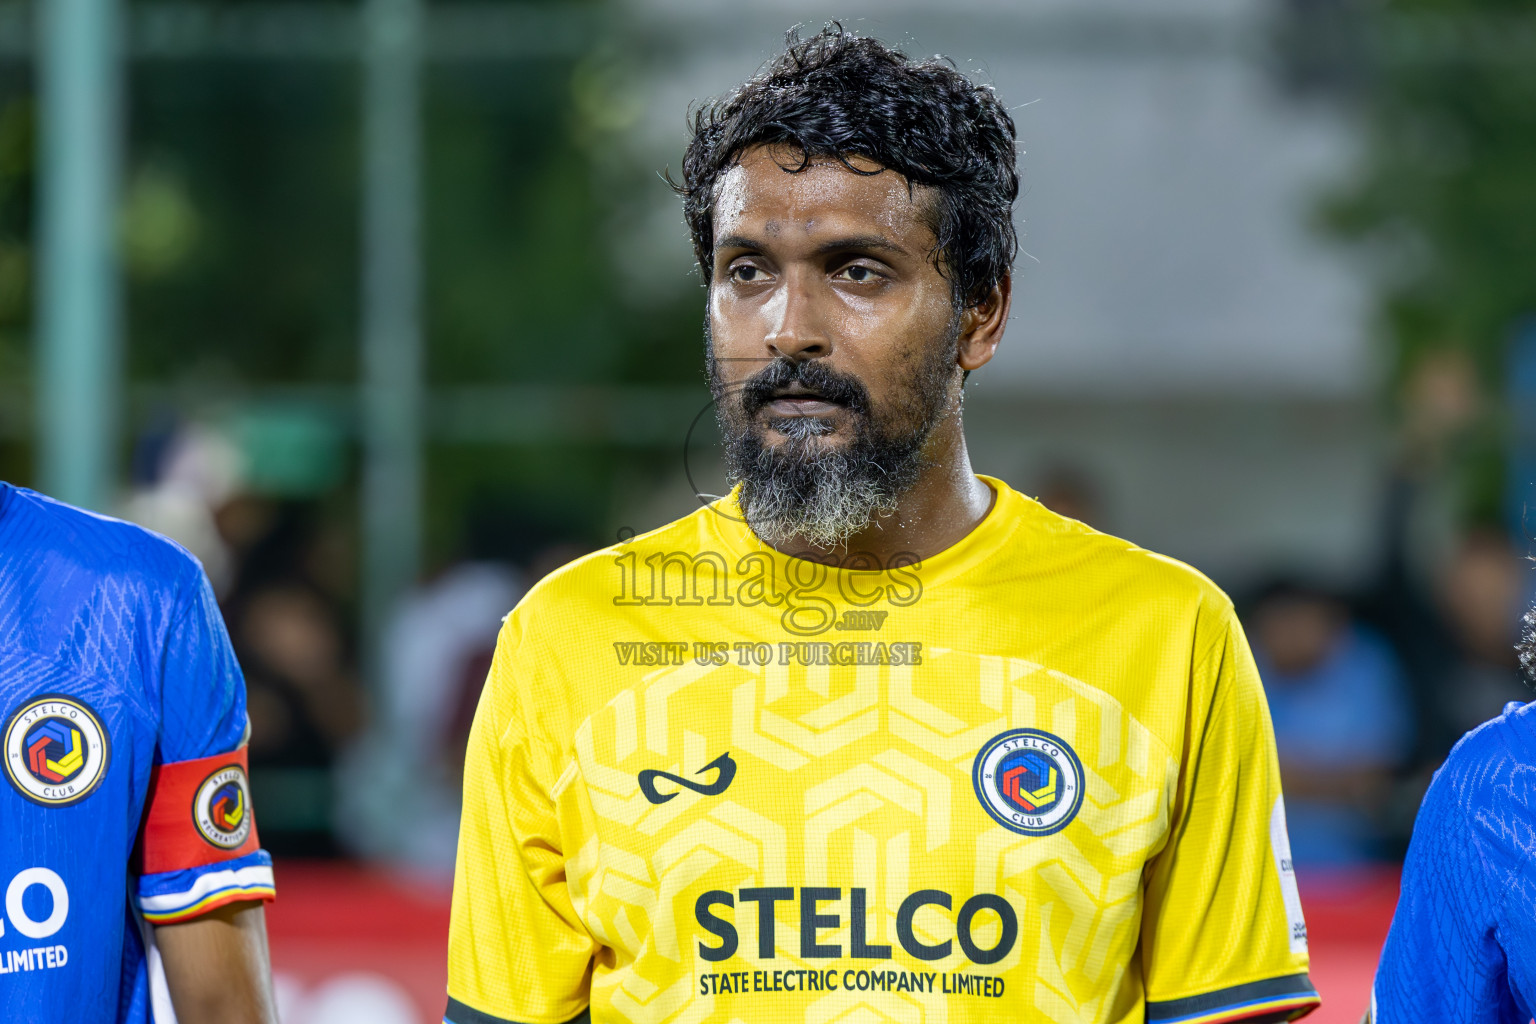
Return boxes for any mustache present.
[736,358,871,417]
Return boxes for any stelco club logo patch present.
[3,695,111,807]
[193,765,252,849]
[972,728,1084,837]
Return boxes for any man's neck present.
[757,433,996,567]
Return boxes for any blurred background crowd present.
[1,0,1534,1018]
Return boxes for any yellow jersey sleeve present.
[446,612,595,1024]
[1140,604,1319,1024]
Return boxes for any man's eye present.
[837,265,879,283]
[731,265,762,282]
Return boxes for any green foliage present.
[1321,5,1536,385]
[0,5,711,556]
[129,61,361,384]
[413,54,700,555]
[112,20,702,557]
[1319,4,1536,523]
[426,58,618,385]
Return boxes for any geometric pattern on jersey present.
[0,483,273,1024]
[1371,700,1536,1024]
[447,477,1318,1024]
[571,649,1172,1022]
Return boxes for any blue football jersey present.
[0,483,274,1023]
[1372,699,1536,1023]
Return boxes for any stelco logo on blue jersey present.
[3,696,111,807]
[972,729,1084,837]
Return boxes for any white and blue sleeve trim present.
[136,849,275,924]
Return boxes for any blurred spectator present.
[123,417,365,854]
[1435,528,1532,739]
[337,518,598,875]
[224,502,364,856]
[339,559,522,873]
[121,417,245,595]
[1247,579,1412,866]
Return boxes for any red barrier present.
[262,862,1400,1024]
[266,861,451,1024]
[1299,868,1399,1023]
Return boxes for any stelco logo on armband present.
[193,765,253,849]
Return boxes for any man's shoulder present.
[510,504,720,621]
[1437,700,1536,803]
[1,483,204,598]
[1003,485,1235,621]
[1410,700,1536,874]
[1389,700,1536,941]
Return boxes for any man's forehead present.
[712,145,930,240]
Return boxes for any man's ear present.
[957,275,1011,373]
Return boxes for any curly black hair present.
[1519,604,1536,684]
[676,24,1019,309]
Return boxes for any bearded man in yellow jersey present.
[445,25,1320,1024]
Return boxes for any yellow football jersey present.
[446,477,1319,1024]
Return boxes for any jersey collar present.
[703,474,1026,593]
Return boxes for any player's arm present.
[137,568,278,1019]
[1140,603,1321,1024]
[135,744,277,1021]
[154,900,277,1024]
[446,611,596,1024]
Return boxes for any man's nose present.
[763,275,831,361]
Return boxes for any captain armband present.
[138,747,263,874]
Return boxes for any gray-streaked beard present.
[733,416,917,549]
[710,323,960,551]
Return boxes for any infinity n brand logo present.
[639,751,737,805]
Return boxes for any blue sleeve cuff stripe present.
[137,862,276,916]
[444,997,590,1024]
[1146,972,1320,1023]
[137,848,273,896]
